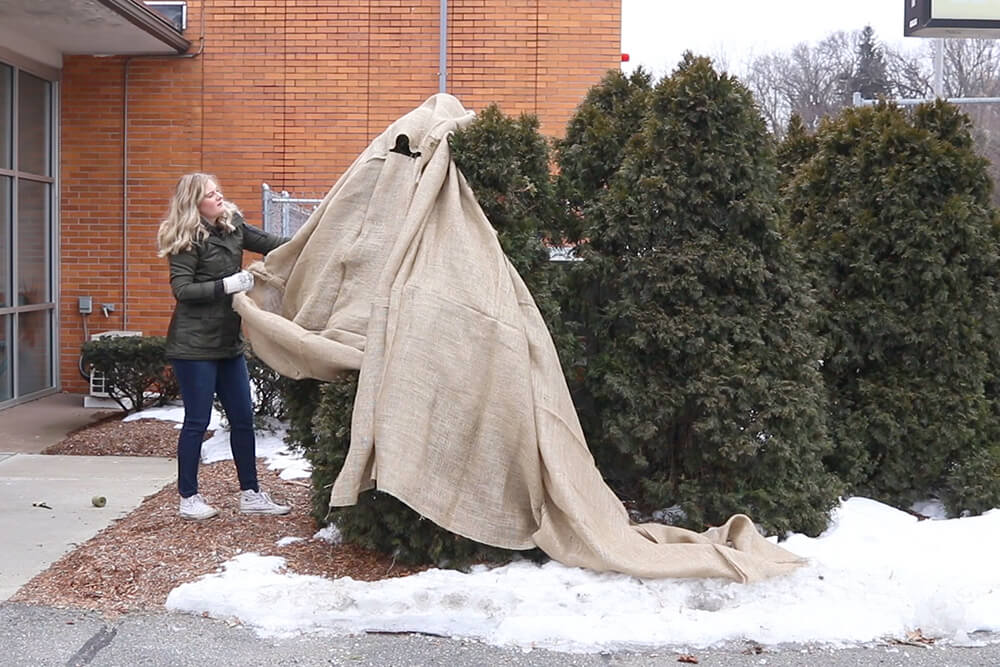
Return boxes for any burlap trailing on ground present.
[234,93,805,583]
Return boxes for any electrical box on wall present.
[144,1,187,32]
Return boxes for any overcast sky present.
[621,0,926,78]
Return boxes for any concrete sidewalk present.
[0,392,119,454]
[0,393,176,601]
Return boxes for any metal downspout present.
[439,0,448,93]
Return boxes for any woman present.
[157,173,291,520]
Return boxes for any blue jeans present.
[170,355,258,498]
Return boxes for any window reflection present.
[17,71,50,176]
[0,315,10,401]
[17,310,50,396]
[2,62,56,403]
[17,180,49,305]
[0,177,8,309]
[0,65,10,169]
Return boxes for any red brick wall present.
[59,0,621,392]
[60,56,127,393]
[448,0,621,137]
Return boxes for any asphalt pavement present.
[2,602,999,667]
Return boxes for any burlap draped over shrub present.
[234,94,804,582]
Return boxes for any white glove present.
[222,270,254,294]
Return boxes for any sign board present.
[905,0,1000,37]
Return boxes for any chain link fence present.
[261,183,323,238]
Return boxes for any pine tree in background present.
[784,100,1000,514]
[840,25,892,105]
[283,105,560,566]
[558,54,839,536]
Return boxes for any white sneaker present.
[179,493,218,520]
[240,489,291,515]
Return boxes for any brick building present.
[0,0,621,405]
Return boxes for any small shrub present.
[81,335,179,413]
[214,348,290,431]
[246,349,287,420]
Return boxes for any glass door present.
[0,62,56,406]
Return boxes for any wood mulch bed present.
[11,416,426,617]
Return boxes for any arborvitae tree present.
[784,100,1000,514]
[450,106,564,324]
[283,105,559,566]
[559,54,839,536]
[553,67,655,435]
[450,104,577,370]
[556,68,654,241]
[776,113,817,191]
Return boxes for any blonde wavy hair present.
[157,173,241,257]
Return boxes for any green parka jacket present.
[165,214,287,360]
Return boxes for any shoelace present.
[246,491,276,505]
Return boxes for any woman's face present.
[197,180,226,222]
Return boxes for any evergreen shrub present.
[783,100,1000,515]
[557,54,840,536]
[556,68,654,241]
[775,113,817,191]
[245,348,288,421]
[213,348,290,431]
[81,335,179,413]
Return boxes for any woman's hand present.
[222,270,255,294]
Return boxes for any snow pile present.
[165,498,1000,651]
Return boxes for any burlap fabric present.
[234,94,805,582]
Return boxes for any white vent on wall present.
[144,1,187,31]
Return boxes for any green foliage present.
[784,100,1000,514]
[776,113,817,192]
[214,348,290,432]
[245,349,289,421]
[944,445,1000,516]
[282,376,346,525]
[81,335,179,413]
[556,68,654,241]
[840,26,891,104]
[557,53,839,536]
